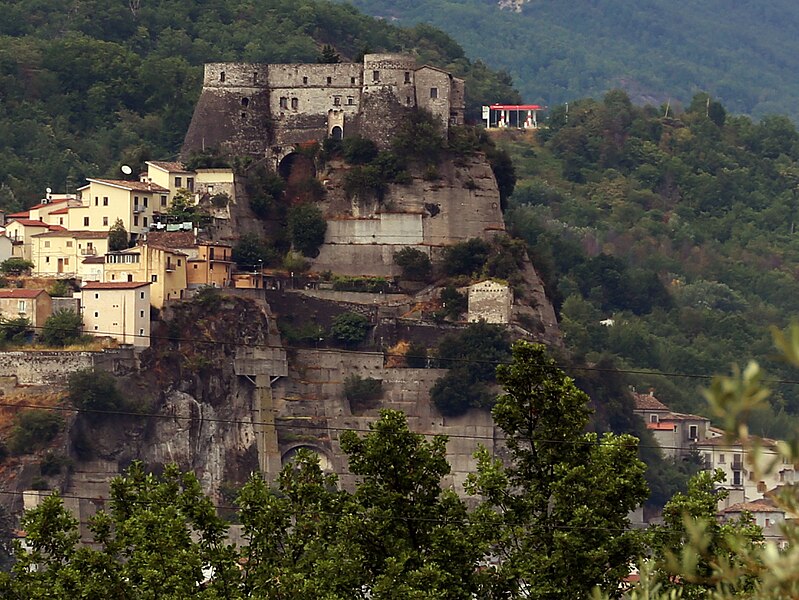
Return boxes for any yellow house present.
[75,179,169,241]
[0,289,52,329]
[30,230,109,278]
[187,243,233,288]
[80,281,151,348]
[5,219,65,261]
[104,243,188,308]
[143,161,196,197]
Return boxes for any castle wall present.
[415,67,454,128]
[0,348,136,386]
[183,55,460,159]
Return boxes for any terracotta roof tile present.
[8,219,50,228]
[721,500,783,514]
[86,178,169,193]
[29,198,71,210]
[632,392,670,412]
[82,282,151,290]
[146,161,189,173]
[0,289,48,298]
[144,231,196,249]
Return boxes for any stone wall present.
[273,348,498,494]
[0,348,136,386]
[468,280,513,324]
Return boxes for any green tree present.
[330,311,370,347]
[442,238,490,276]
[5,462,239,599]
[0,316,32,344]
[317,44,341,64]
[68,369,127,415]
[107,218,128,252]
[394,246,432,281]
[41,309,83,347]
[467,341,649,598]
[339,410,486,597]
[232,233,279,270]
[649,469,763,599]
[0,258,34,276]
[7,410,64,455]
[287,203,327,257]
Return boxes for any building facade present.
[182,54,466,164]
[80,282,151,348]
[0,289,52,329]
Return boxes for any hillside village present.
[0,51,796,591]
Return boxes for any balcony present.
[81,247,97,256]
[133,205,143,214]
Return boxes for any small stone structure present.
[182,54,465,166]
[467,280,513,324]
[0,348,136,385]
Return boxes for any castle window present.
[351,76,356,84]
[253,72,258,83]
[241,112,246,119]
[430,87,438,99]
[326,76,332,85]
[303,76,308,84]
[280,97,288,109]
[406,96,411,105]
[404,71,411,83]
[241,97,250,107]
[347,97,354,105]
[220,71,226,82]
[333,96,341,106]
[372,70,379,81]
[291,97,298,110]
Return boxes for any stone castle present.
[182,53,465,166]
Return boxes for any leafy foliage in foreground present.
[2,349,652,599]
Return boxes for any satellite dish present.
[45,187,52,194]
[121,165,133,175]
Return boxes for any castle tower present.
[181,63,273,159]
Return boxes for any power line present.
[0,489,637,534]
[3,322,795,386]
[0,399,748,453]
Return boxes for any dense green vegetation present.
[346,0,799,123]
[503,90,799,436]
[0,0,518,207]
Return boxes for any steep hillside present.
[0,0,518,206]
[344,0,799,120]
[499,91,799,438]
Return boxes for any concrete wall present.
[325,213,424,245]
[0,348,136,385]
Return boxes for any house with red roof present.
[5,219,66,261]
[80,281,151,348]
[632,390,711,459]
[0,289,52,329]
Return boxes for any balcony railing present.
[81,247,97,256]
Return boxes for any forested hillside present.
[345,0,799,122]
[0,0,518,207]
[503,91,799,438]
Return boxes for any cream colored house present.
[30,230,109,278]
[104,243,188,308]
[75,179,169,241]
[188,242,233,288]
[5,219,65,261]
[142,161,195,197]
[80,281,151,348]
[0,289,52,329]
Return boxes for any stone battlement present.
[182,54,465,162]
